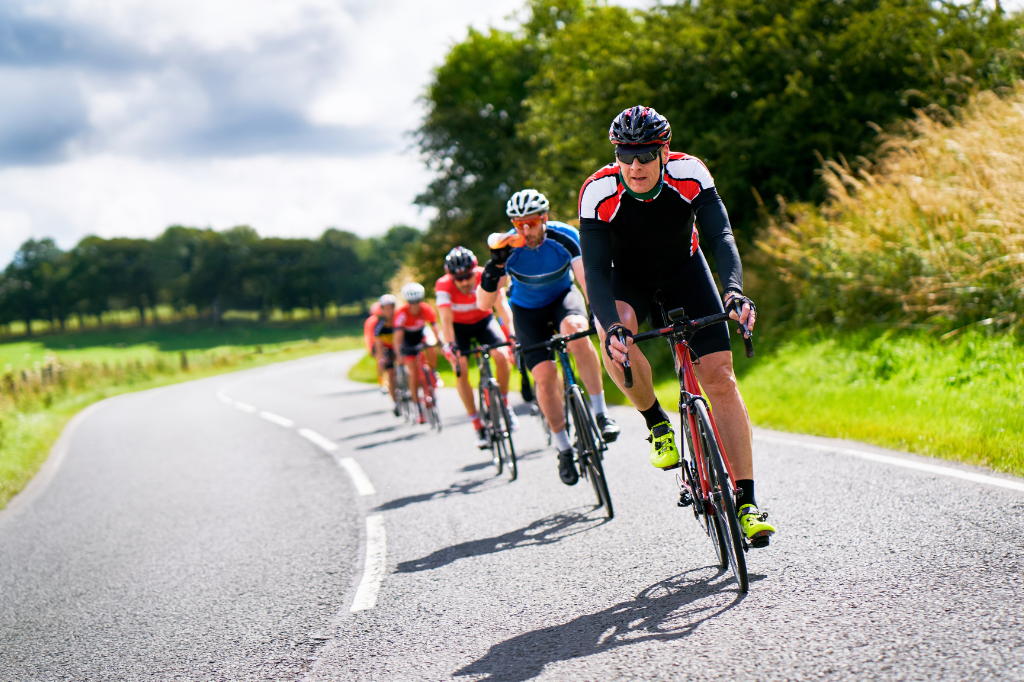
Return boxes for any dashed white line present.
[233,401,257,413]
[260,411,295,428]
[758,434,1024,493]
[298,428,339,453]
[351,515,387,612]
[215,392,232,405]
[338,458,376,496]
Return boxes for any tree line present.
[0,225,420,335]
[414,0,1024,272]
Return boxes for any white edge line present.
[259,411,295,428]
[298,428,339,453]
[338,458,376,496]
[350,515,386,612]
[233,401,257,413]
[757,434,1024,493]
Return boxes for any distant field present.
[0,318,365,510]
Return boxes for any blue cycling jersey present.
[505,221,582,309]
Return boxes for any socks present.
[552,428,572,452]
[468,412,483,430]
[737,479,756,508]
[589,391,607,416]
[639,398,670,430]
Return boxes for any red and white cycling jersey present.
[393,302,438,332]
[435,267,491,325]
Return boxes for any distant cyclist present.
[437,246,519,448]
[364,300,386,392]
[478,189,619,486]
[393,282,446,424]
[373,294,399,414]
[578,105,774,544]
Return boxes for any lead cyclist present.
[578,105,775,545]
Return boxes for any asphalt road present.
[1,350,1022,681]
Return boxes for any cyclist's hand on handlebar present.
[442,342,457,365]
[724,292,756,335]
[603,323,633,370]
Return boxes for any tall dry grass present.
[758,84,1024,335]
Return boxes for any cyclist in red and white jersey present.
[373,294,400,414]
[436,246,518,448]
[393,282,446,424]
[578,105,774,544]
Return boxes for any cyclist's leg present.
[478,317,511,395]
[452,322,477,413]
[594,269,657,409]
[511,299,572,454]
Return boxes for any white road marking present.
[338,458,376,496]
[233,401,257,413]
[351,515,386,612]
[758,434,1024,493]
[215,392,232,404]
[298,428,339,453]
[259,411,295,428]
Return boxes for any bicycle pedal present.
[677,490,693,508]
[750,534,770,549]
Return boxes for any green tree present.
[0,239,66,335]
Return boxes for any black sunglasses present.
[452,270,475,281]
[615,147,661,165]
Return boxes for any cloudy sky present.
[0,0,573,264]
[1,0,1018,267]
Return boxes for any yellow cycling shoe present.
[738,504,775,548]
[647,421,680,470]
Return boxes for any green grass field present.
[0,319,366,510]
[352,329,1024,477]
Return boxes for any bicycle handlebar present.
[515,327,596,355]
[451,340,515,379]
[630,311,754,358]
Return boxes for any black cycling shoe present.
[557,449,579,486]
[596,413,620,443]
[393,403,401,417]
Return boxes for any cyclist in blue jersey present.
[478,189,620,486]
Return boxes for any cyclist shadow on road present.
[373,476,501,512]
[396,508,603,574]
[455,567,760,682]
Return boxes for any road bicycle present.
[404,343,442,431]
[520,329,613,520]
[621,303,755,591]
[457,341,517,480]
[392,362,416,422]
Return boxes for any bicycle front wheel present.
[694,399,747,592]
[496,396,517,481]
[569,387,613,520]
[681,408,728,568]
[482,383,502,476]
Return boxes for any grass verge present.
[0,320,364,510]
[349,329,1024,477]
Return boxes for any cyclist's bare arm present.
[476,274,508,311]
[438,307,457,350]
[494,287,515,337]
[393,328,405,350]
[429,322,445,346]
[571,258,590,306]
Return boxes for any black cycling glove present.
[480,260,504,293]
[489,245,513,266]
[604,323,632,361]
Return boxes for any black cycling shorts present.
[611,249,730,358]
[511,287,589,370]
[453,315,505,355]
[400,329,432,357]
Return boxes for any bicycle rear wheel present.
[694,400,747,592]
[569,387,613,520]
[423,371,442,432]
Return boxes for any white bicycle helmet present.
[401,282,425,303]
[379,294,396,306]
[506,189,550,218]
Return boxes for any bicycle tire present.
[680,408,728,568]
[569,387,613,520]
[497,397,517,481]
[483,383,502,476]
[422,370,442,432]
[694,400,748,592]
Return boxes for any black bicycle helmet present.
[445,246,477,275]
[608,106,671,146]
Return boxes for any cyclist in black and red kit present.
[578,105,775,544]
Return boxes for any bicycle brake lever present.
[616,328,633,389]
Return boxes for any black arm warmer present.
[692,187,743,295]
[480,260,503,293]
[579,219,620,329]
